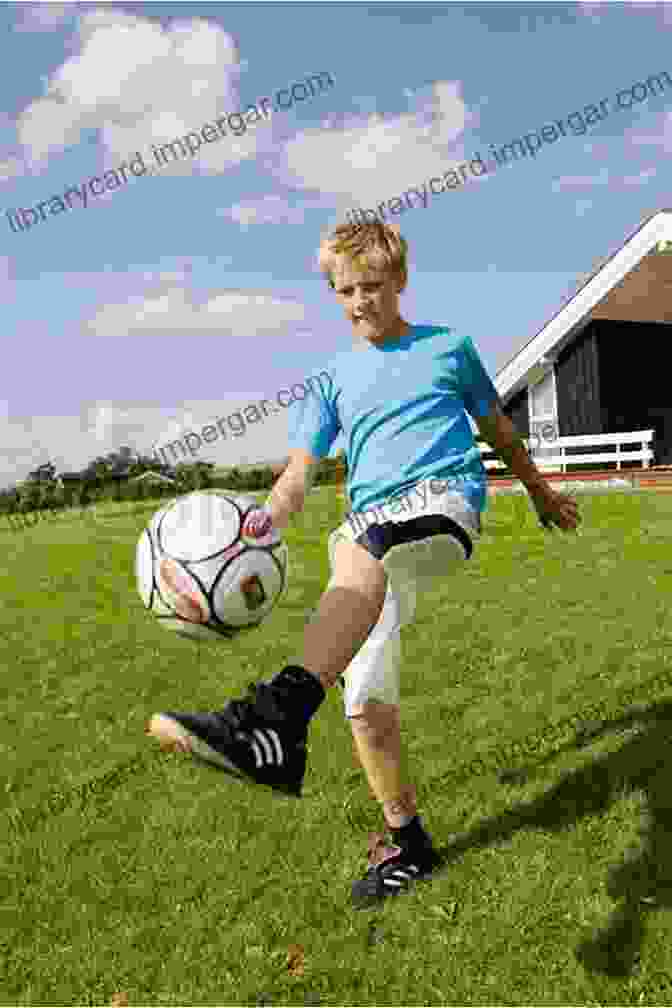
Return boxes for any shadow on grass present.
[433,698,672,980]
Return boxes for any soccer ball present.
[135,490,289,642]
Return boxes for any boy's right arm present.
[264,449,319,532]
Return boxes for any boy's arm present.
[264,449,319,532]
[475,403,581,532]
[474,402,547,490]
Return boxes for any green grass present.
[2,488,672,1005]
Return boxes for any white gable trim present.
[496,211,672,402]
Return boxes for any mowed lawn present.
[2,487,672,1006]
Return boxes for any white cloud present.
[0,267,312,487]
[83,286,307,337]
[277,78,477,211]
[219,78,482,231]
[15,11,274,176]
[149,396,294,469]
[222,193,329,229]
[0,404,151,487]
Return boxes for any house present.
[130,471,176,485]
[58,471,86,485]
[493,209,672,466]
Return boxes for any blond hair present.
[317,220,408,290]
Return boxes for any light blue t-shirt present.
[287,325,500,514]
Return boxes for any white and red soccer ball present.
[135,491,288,642]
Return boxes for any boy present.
[146,221,580,909]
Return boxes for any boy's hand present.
[242,507,274,539]
[528,482,581,532]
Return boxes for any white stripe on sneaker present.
[249,735,264,767]
[260,728,284,766]
[236,728,285,769]
[383,865,420,889]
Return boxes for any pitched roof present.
[130,471,175,483]
[496,209,672,404]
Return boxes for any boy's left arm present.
[475,403,581,532]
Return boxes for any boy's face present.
[329,256,405,345]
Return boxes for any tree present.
[194,461,213,489]
[17,482,40,523]
[78,482,92,509]
[36,481,55,513]
[6,490,22,529]
[223,466,243,490]
[47,482,67,519]
[244,467,273,491]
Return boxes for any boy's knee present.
[349,701,399,743]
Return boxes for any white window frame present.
[528,366,558,455]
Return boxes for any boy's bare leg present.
[298,540,388,690]
[297,539,416,830]
[349,702,417,828]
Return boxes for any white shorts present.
[326,479,481,715]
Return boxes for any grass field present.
[2,486,672,1006]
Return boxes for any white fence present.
[480,429,655,474]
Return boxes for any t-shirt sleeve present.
[458,334,501,420]
[286,369,341,459]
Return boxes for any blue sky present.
[1,1,671,489]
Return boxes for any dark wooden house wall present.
[554,321,603,437]
[593,319,672,464]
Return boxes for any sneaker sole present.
[145,713,302,798]
[146,713,245,774]
[352,865,442,910]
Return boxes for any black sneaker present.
[351,832,444,909]
[145,677,310,797]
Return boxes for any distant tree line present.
[0,450,347,531]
